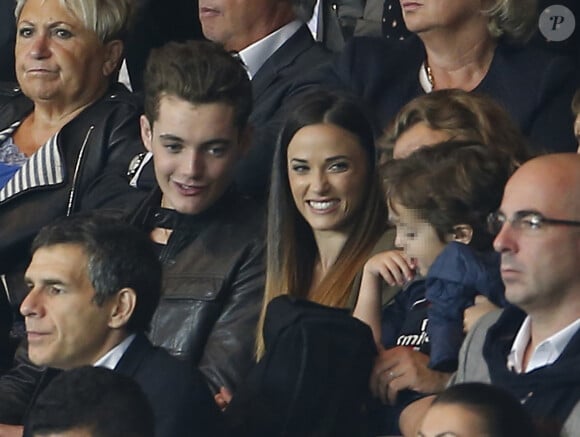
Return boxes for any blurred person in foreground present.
[25,366,155,437]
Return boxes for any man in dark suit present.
[320,0,409,52]
[0,213,221,437]
[198,0,331,198]
[123,0,204,92]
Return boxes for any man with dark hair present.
[130,40,265,397]
[197,0,330,197]
[0,213,221,437]
[26,366,154,437]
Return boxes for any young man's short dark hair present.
[26,366,155,437]
[143,40,252,129]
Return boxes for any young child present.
[355,140,515,375]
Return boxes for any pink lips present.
[199,6,220,18]
[173,181,206,196]
[26,68,57,75]
[26,331,48,342]
[500,266,521,282]
[400,1,422,12]
[306,199,340,215]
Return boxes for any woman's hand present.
[214,386,233,411]
[463,295,499,333]
[370,346,451,405]
[363,250,416,287]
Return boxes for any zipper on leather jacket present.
[66,126,94,216]
[1,274,11,304]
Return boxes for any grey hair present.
[15,0,134,43]
[292,0,317,22]
[484,0,538,44]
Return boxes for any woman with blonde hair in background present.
[325,0,577,153]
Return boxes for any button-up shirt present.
[508,316,580,373]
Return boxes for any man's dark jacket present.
[234,24,331,198]
[2,334,222,437]
[124,0,204,91]
[128,187,265,393]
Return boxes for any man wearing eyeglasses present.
[400,153,580,437]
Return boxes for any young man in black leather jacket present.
[130,40,266,396]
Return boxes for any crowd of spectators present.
[0,0,579,436]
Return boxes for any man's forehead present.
[501,158,578,216]
[27,244,88,279]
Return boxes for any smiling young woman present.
[256,90,394,358]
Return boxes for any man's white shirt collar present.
[508,316,580,373]
[239,20,302,80]
[93,334,136,370]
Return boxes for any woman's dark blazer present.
[323,34,578,153]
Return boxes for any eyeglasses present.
[487,210,580,235]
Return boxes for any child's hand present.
[463,295,499,332]
[363,250,416,286]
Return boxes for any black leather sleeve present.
[198,241,265,393]
[0,342,42,425]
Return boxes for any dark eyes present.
[328,161,349,172]
[17,27,73,39]
[518,215,543,230]
[290,161,349,173]
[162,144,227,156]
[18,27,33,38]
[48,286,65,295]
[291,164,309,173]
[54,28,72,39]
[207,146,226,157]
[163,143,183,153]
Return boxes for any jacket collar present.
[131,185,240,232]
[250,24,317,101]
[0,129,65,204]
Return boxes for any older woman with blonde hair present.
[325,0,577,153]
[0,0,145,322]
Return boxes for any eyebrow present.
[289,155,350,163]
[497,208,542,216]
[158,133,185,143]
[158,134,232,147]
[24,277,67,287]
[18,20,74,28]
